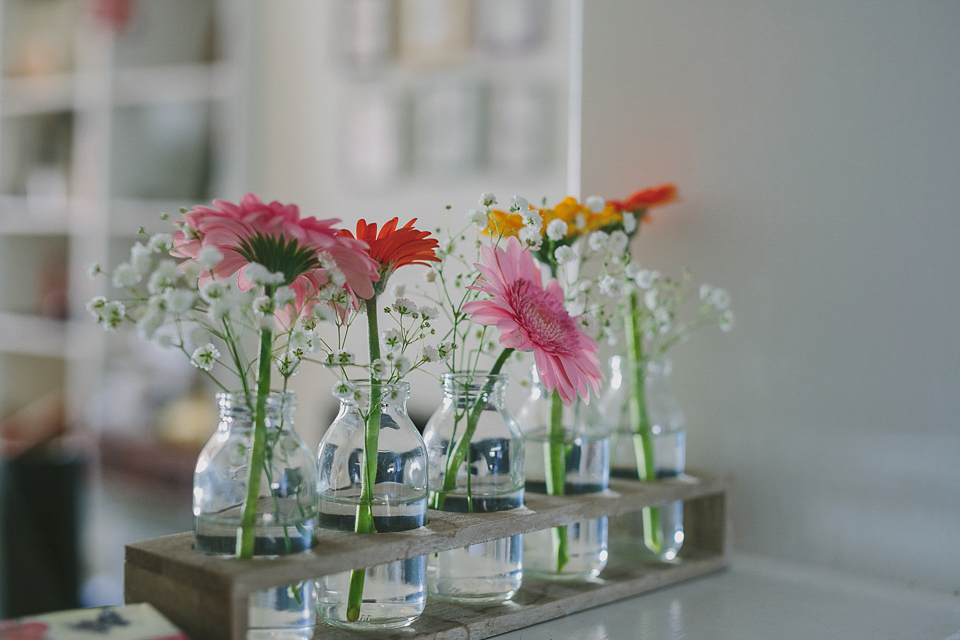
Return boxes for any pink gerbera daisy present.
[462,236,604,404]
[171,193,379,310]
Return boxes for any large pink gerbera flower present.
[171,194,379,309]
[462,237,604,404]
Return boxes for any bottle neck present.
[441,372,508,409]
[217,391,296,429]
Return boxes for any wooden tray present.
[125,475,728,640]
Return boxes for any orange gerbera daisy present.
[608,183,678,214]
[339,217,440,296]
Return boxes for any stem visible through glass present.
[625,291,663,554]
[345,296,384,622]
[236,286,275,559]
[545,390,569,572]
[429,348,514,511]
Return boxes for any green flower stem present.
[346,296,383,622]
[545,390,569,572]
[625,291,662,555]
[236,307,274,559]
[429,347,514,511]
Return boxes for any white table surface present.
[497,553,960,640]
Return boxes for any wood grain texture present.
[124,474,728,640]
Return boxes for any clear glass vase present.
[516,367,610,580]
[315,381,428,630]
[423,372,525,603]
[193,391,317,637]
[602,356,687,562]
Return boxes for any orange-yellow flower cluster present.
[483,184,676,241]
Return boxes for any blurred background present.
[0,0,957,618]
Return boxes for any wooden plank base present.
[125,476,728,640]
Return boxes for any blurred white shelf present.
[112,61,236,107]
[1,73,75,116]
[0,195,70,234]
[0,311,69,357]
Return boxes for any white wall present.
[581,1,960,592]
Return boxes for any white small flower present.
[370,358,388,380]
[207,297,235,322]
[578,313,598,335]
[720,309,735,332]
[567,292,587,317]
[273,286,296,309]
[511,195,530,212]
[147,233,173,253]
[253,295,273,314]
[423,269,437,283]
[422,345,440,362]
[587,231,609,252]
[276,352,301,377]
[392,297,416,315]
[654,307,671,333]
[385,385,404,402]
[245,263,284,286]
[625,261,643,280]
[381,328,401,351]
[352,386,370,408]
[86,296,107,316]
[332,380,356,401]
[258,313,276,331]
[699,283,714,303]
[182,260,203,284]
[112,263,141,288]
[598,274,624,298]
[546,219,568,241]
[518,226,542,250]
[574,213,586,230]
[622,213,638,234]
[437,341,455,361]
[608,230,629,254]
[164,288,196,315]
[102,301,126,330]
[326,267,346,287]
[87,262,102,279]
[200,281,229,302]
[148,260,181,294]
[390,284,406,298]
[331,289,351,308]
[418,305,439,320]
[137,305,166,340]
[289,329,320,354]
[644,288,660,311]
[711,288,731,311]
[196,246,224,270]
[190,343,220,371]
[480,192,497,207]
[520,209,542,231]
[130,243,153,275]
[467,209,487,228]
[585,196,606,213]
[635,269,656,289]
[393,356,411,377]
[335,350,355,366]
[554,245,577,265]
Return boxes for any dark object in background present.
[1,444,84,617]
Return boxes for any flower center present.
[508,279,576,354]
